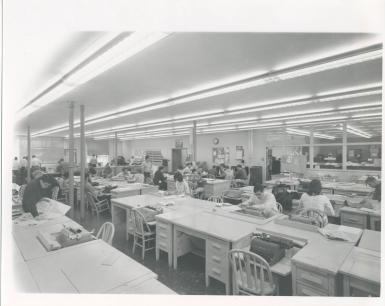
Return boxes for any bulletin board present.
[212,147,230,165]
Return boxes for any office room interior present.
[5,32,383,297]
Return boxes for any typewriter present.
[250,232,294,265]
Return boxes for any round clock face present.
[213,137,219,145]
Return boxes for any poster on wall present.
[236,146,244,160]
[212,147,230,165]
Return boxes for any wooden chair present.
[96,222,115,245]
[208,196,223,203]
[86,192,110,218]
[300,208,328,227]
[228,249,276,296]
[18,184,27,205]
[131,209,156,260]
[51,186,60,201]
[276,202,283,213]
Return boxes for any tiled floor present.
[71,205,293,295]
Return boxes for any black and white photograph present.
[1,1,384,306]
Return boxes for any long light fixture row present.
[29,41,382,137]
[54,84,382,139]
[74,98,382,139]
[17,32,171,120]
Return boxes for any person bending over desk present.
[240,184,278,217]
[362,176,381,210]
[102,162,113,178]
[84,173,111,206]
[174,172,190,196]
[153,166,167,191]
[234,164,248,186]
[22,174,57,217]
[298,179,335,217]
[113,167,135,181]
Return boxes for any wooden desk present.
[359,229,381,252]
[340,206,369,229]
[110,183,158,198]
[340,247,380,296]
[203,179,231,198]
[26,239,157,293]
[171,211,258,294]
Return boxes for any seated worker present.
[22,174,57,217]
[84,173,111,206]
[174,172,191,196]
[216,164,226,179]
[234,164,248,186]
[102,162,113,178]
[224,165,234,180]
[207,165,218,178]
[240,184,278,217]
[362,176,381,210]
[88,164,97,176]
[113,167,135,181]
[298,179,335,218]
[176,166,184,175]
[153,166,167,191]
[182,162,193,175]
[189,168,205,198]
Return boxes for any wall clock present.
[213,137,219,145]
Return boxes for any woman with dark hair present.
[174,172,190,195]
[299,179,335,216]
[153,166,167,191]
[84,173,111,205]
[143,155,153,183]
[241,184,278,217]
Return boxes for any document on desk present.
[318,228,352,242]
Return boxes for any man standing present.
[143,155,153,183]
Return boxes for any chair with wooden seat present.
[228,249,277,296]
[86,192,110,218]
[96,222,115,245]
[208,196,223,203]
[18,184,27,205]
[51,186,60,201]
[276,202,283,213]
[300,208,328,228]
[131,209,156,260]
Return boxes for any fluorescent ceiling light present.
[261,108,334,119]
[210,116,257,125]
[17,32,169,121]
[286,116,348,124]
[346,125,372,138]
[351,112,382,118]
[317,83,382,96]
[337,101,382,110]
[286,128,336,140]
[173,110,223,120]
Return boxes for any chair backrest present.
[131,209,152,235]
[300,208,328,227]
[229,249,275,295]
[208,196,223,203]
[51,186,60,200]
[86,192,98,210]
[276,202,283,213]
[96,222,115,245]
[18,184,27,204]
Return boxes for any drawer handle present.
[346,218,360,223]
[211,256,221,264]
[302,273,324,285]
[212,268,221,276]
[211,243,222,250]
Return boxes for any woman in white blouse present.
[299,179,335,216]
[174,172,190,196]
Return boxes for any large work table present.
[12,213,176,294]
[111,194,372,296]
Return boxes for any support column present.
[80,105,86,220]
[192,121,197,162]
[342,122,347,171]
[248,130,254,165]
[309,127,314,169]
[68,102,75,218]
[115,131,118,164]
[27,125,31,182]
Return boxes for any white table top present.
[339,247,380,284]
[359,229,381,252]
[26,239,157,293]
[107,277,177,294]
[172,211,257,242]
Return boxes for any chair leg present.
[142,236,145,260]
[132,235,136,254]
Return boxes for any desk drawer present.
[296,266,329,292]
[206,238,229,282]
[296,282,328,296]
[341,212,367,229]
[350,277,380,297]
[156,221,172,252]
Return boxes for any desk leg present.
[168,252,172,267]
[273,274,280,295]
[173,227,178,270]
[342,277,350,296]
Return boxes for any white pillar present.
[27,126,31,182]
[342,122,347,171]
[68,102,75,217]
[80,105,86,220]
[310,127,314,169]
[192,121,197,162]
[248,129,254,165]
